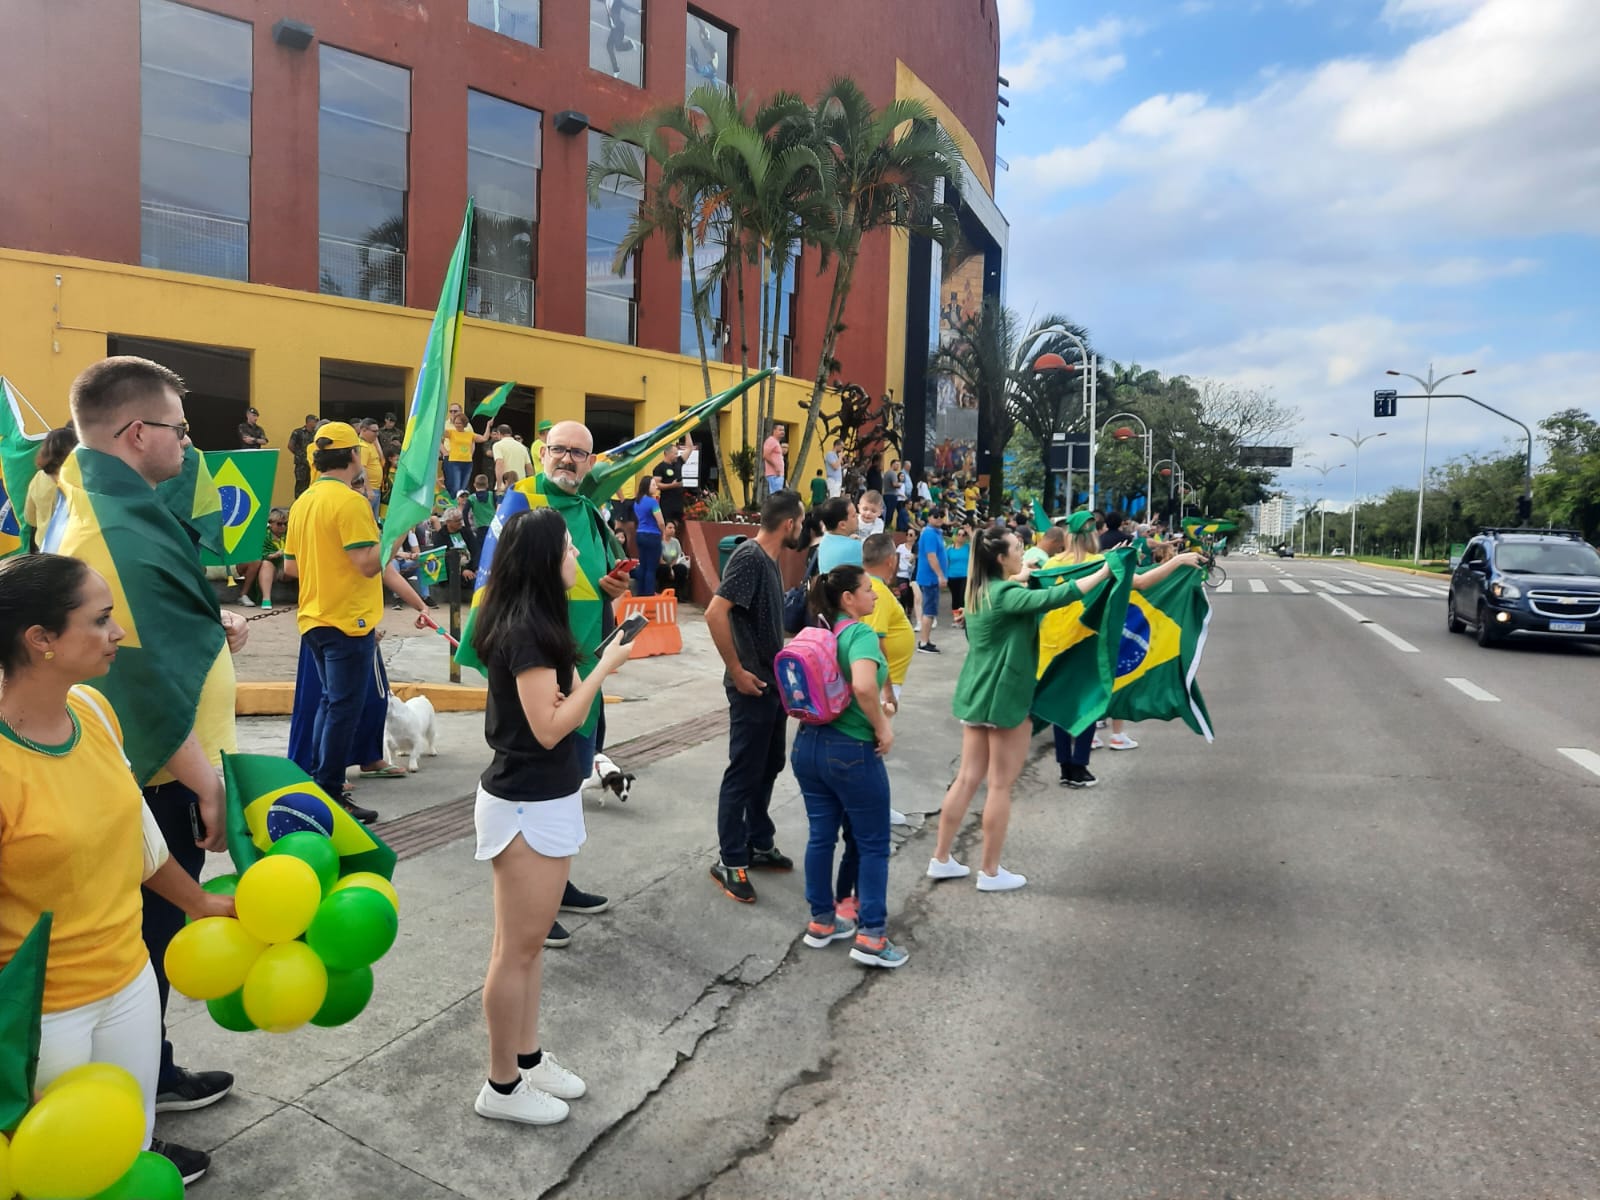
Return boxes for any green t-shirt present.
[809,476,830,506]
[831,619,888,743]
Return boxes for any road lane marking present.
[1344,582,1385,595]
[1213,579,1233,593]
[1281,580,1309,594]
[1318,593,1421,653]
[1557,748,1600,778]
[1444,677,1500,702]
[1249,579,1268,593]
[1315,580,1352,594]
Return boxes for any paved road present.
[552,556,1600,1200]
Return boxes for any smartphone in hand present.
[595,613,649,656]
[607,558,640,579]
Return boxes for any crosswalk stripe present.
[1249,578,1268,593]
[1344,582,1385,595]
[1312,580,1351,594]
[1281,580,1309,593]
[1374,582,1427,596]
[1558,748,1600,778]
[1213,579,1234,593]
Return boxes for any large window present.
[776,251,798,375]
[467,90,541,327]
[591,0,644,86]
[587,132,641,345]
[685,12,730,98]
[680,237,724,358]
[139,0,252,280]
[469,0,540,47]
[318,47,410,305]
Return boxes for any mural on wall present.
[926,241,985,477]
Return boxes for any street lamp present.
[1330,430,1386,556]
[1099,412,1152,519]
[1032,332,1098,506]
[1154,457,1184,520]
[1386,364,1476,563]
[1303,461,1344,555]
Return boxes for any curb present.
[235,680,488,715]
[1308,556,1449,580]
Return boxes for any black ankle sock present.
[488,1076,519,1095]
[518,1049,542,1070]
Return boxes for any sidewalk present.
[166,600,964,1197]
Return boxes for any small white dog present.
[384,693,437,773]
[585,751,635,805]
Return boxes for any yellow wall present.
[0,248,817,505]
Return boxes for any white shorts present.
[475,785,587,860]
[37,960,160,1147]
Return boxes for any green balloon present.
[203,873,241,896]
[90,1150,185,1200]
[268,831,340,894]
[306,887,398,971]
[311,965,375,1027]
[208,987,257,1033]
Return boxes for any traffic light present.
[1516,494,1532,525]
[1374,388,1398,418]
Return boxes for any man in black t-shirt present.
[1099,509,1132,551]
[704,489,806,904]
[652,441,688,526]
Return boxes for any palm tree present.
[788,79,968,489]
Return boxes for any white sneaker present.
[926,855,971,880]
[475,1079,569,1125]
[1108,734,1139,751]
[889,808,910,826]
[523,1053,586,1100]
[1091,736,1104,750]
[976,866,1027,892]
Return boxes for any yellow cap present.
[312,421,362,450]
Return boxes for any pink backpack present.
[774,619,857,726]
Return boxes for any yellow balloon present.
[235,855,323,943]
[40,1061,143,1106]
[164,917,267,1000]
[331,872,400,915]
[0,1131,11,1200]
[10,1080,142,1199]
[242,941,328,1034]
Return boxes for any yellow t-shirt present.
[24,469,60,531]
[358,439,384,489]
[0,687,147,1012]
[147,645,238,784]
[284,478,384,636]
[863,575,915,686]
[444,427,477,463]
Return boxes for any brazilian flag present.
[45,446,226,784]
[418,547,446,584]
[0,913,50,1131]
[1107,566,1215,740]
[0,377,47,558]
[200,448,279,566]
[473,379,516,422]
[223,753,397,879]
[1029,547,1138,735]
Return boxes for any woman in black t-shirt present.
[468,508,634,1128]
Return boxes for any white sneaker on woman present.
[523,1053,587,1100]
[976,866,1027,892]
[927,855,971,880]
[475,1079,569,1125]
[1108,733,1139,750]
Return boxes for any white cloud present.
[1001,17,1135,92]
[997,0,1035,41]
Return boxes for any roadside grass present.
[1293,553,1450,574]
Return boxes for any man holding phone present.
[508,420,629,941]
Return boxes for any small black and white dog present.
[585,751,635,805]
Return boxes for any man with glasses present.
[55,356,251,1184]
[508,421,627,944]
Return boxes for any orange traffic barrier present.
[614,589,683,658]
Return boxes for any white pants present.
[827,477,842,497]
[37,960,160,1147]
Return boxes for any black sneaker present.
[340,797,379,825]
[545,920,572,948]
[1064,765,1098,789]
[709,862,757,903]
[155,1066,234,1112]
[916,642,941,654]
[150,1138,210,1185]
[748,845,794,872]
[560,884,610,914]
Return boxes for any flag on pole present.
[1029,547,1138,735]
[223,752,397,879]
[0,377,48,557]
[381,199,474,563]
[1106,566,1215,739]
[0,913,50,1130]
[1031,499,1052,533]
[418,547,446,584]
[473,380,516,422]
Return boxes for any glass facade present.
[318,47,410,305]
[467,90,542,327]
[590,0,645,86]
[139,0,252,280]
[587,131,641,345]
[685,12,730,98]
[680,235,725,358]
[468,0,540,47]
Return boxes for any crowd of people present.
[0,365,1205,1169]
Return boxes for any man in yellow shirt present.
[860,533,914,704]
[357,420,385,518]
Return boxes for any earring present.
[44,650,55,660]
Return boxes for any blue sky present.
[994,0,1600,500]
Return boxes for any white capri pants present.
[36,960,161,1147]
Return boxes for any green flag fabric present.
[1106,566,1215,740]
[0,378,47,558]
[1029,547,1138,736]
[418,547,446,584]
[381,199,474,563]
[1032,499,1051,532]
[154,444,225,559]
[223,753,397,879]
[198,448,279,566]
[0,913,50,1132]
[45,447,226,784]
[473,380,516,422]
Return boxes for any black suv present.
[1448,529,1600,647]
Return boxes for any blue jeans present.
[396,558,430,601]
[634,531,662,596]
[765,474,785,495]
[1053,723,1096,767]
[443,461,472,498]
[791,724,892,936]
[302,626,377,797]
